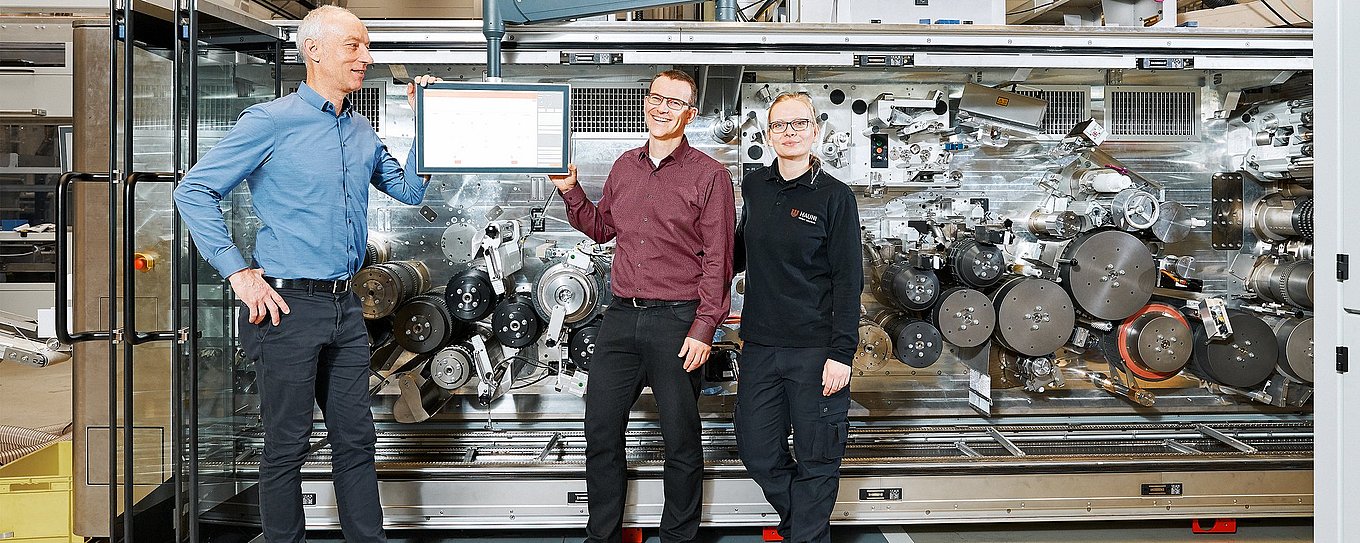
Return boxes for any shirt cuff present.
[828,351,855,366]
[560,184,589,207]
[686,319,717,345]
[208,249,250,280]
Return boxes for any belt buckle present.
[630,297,642,308]
[332,280,348,293]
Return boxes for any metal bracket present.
[1338,346,1349,374]
[985,427,1026,457]
[177,327,191,345]
[1338,254,1349,282]
[955,441,982,458]
[1210,172,1244,250]
[1163,439,1203,454]
[1194,424,1258,453]
[537,432,563,462]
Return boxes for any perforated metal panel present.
[1105,86,1200,142]
[571,87,647,134]
[1015,87,1090,136]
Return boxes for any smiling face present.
[645,75,697,141]
[766,97,819,163]
[303,11,373,100]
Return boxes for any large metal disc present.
[1190,309,1278,388]
[931,287,996,348]
[853,321,892,373]
[445,268,500,322]
[991,277,1076,357]
[1117,304,1193,380]
[1151,201,1196,243]
[1273,317,1314,384]
[533,261,604,324]
[440,221,480,264]
[493,295,543,348]
[394,292,462,355]
[948,238,1006,289]
[429,344,476,390]
[890,320,944,369]
[1059,229,1156,321]
[879,262,941,311]
[569,322,601,370]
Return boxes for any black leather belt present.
[613,297,697,308]
[264,276,351,294]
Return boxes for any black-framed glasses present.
[769,118,814,133]
[646,92,693,112]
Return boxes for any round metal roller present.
[876,261,940,311]
[852,320,892,373]
[1273,317,1314,384]
[363,236,391,268]
[533,260,606,325]
[930,287,996,348]
[492,294,543,349]
[1059,229,1156,321]
[355,261,431,320]
[429,344,476,390]
[1248,258,1313,309]
[440,221,481,264]
[1027,210,1083,240]
[569,322,601,370]
[394,291,467,355]
[947,238,1006,290]
[1151,201,1197,244]
[1111,188,1160,231]
[876,312,943,368]
[1110,303,1192,381]
[445,267,500,322]
[1252,195,1313,241]
[1190,309,1279,388]
[990,277,1076,357]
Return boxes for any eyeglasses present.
[769,118,814,133]
[646,93,693,112]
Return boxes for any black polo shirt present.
[736,165,863,365]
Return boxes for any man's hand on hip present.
[678,337,711,372]
[229,268,290,326]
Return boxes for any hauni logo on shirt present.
[789,208,819,225]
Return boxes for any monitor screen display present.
[415,82,570,175]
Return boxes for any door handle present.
[124,171,182,345]
[54,172,116,344]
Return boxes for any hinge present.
[1339,254,1350,281]
[1338,346,1349,374]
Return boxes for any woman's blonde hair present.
[766,92,822,171]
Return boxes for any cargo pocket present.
[814,397,850,462]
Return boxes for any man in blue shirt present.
[174,6,435,542]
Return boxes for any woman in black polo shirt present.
[734,92,864,543]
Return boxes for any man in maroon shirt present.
[551,70,735,543]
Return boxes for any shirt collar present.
[638,136,692,167]
[297,82,354,116]
[760,164,818,188]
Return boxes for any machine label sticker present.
[859,488,903,501]
[996,97,1009,107]
[302,493,317,506]
[790,208,819,225]
[567,492,589,503]
[1141,483,1183,496]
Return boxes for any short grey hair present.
[294,5,356,52]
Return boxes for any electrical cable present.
[1007,1,1057,16]
[1274,0,1312,24]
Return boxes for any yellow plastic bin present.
[0,441,80,542]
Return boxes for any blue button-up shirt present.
[174,83,427,281]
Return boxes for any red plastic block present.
[1192,518,1238,534]
[762,526,784,541]
[623,527,644,543]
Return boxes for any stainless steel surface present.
[991,277,1076,357]
[1059,229,1156,321]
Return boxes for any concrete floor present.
[0,358,72,429]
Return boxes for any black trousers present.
[239,288,385,543]
[734,342,850,543]
[584,302,705,543]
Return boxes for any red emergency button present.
[133,252,156,272]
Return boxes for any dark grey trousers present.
[734,342,850,543]
[239,287,385,543]
[584,302,705,543]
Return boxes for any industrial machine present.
[56,4,1313,539]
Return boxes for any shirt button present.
[643,218,649,222]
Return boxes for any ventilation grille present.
[286,82,385,135]
[1014,88,1090,136]
[571,87,647,134]
[1105,87,1200,142]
